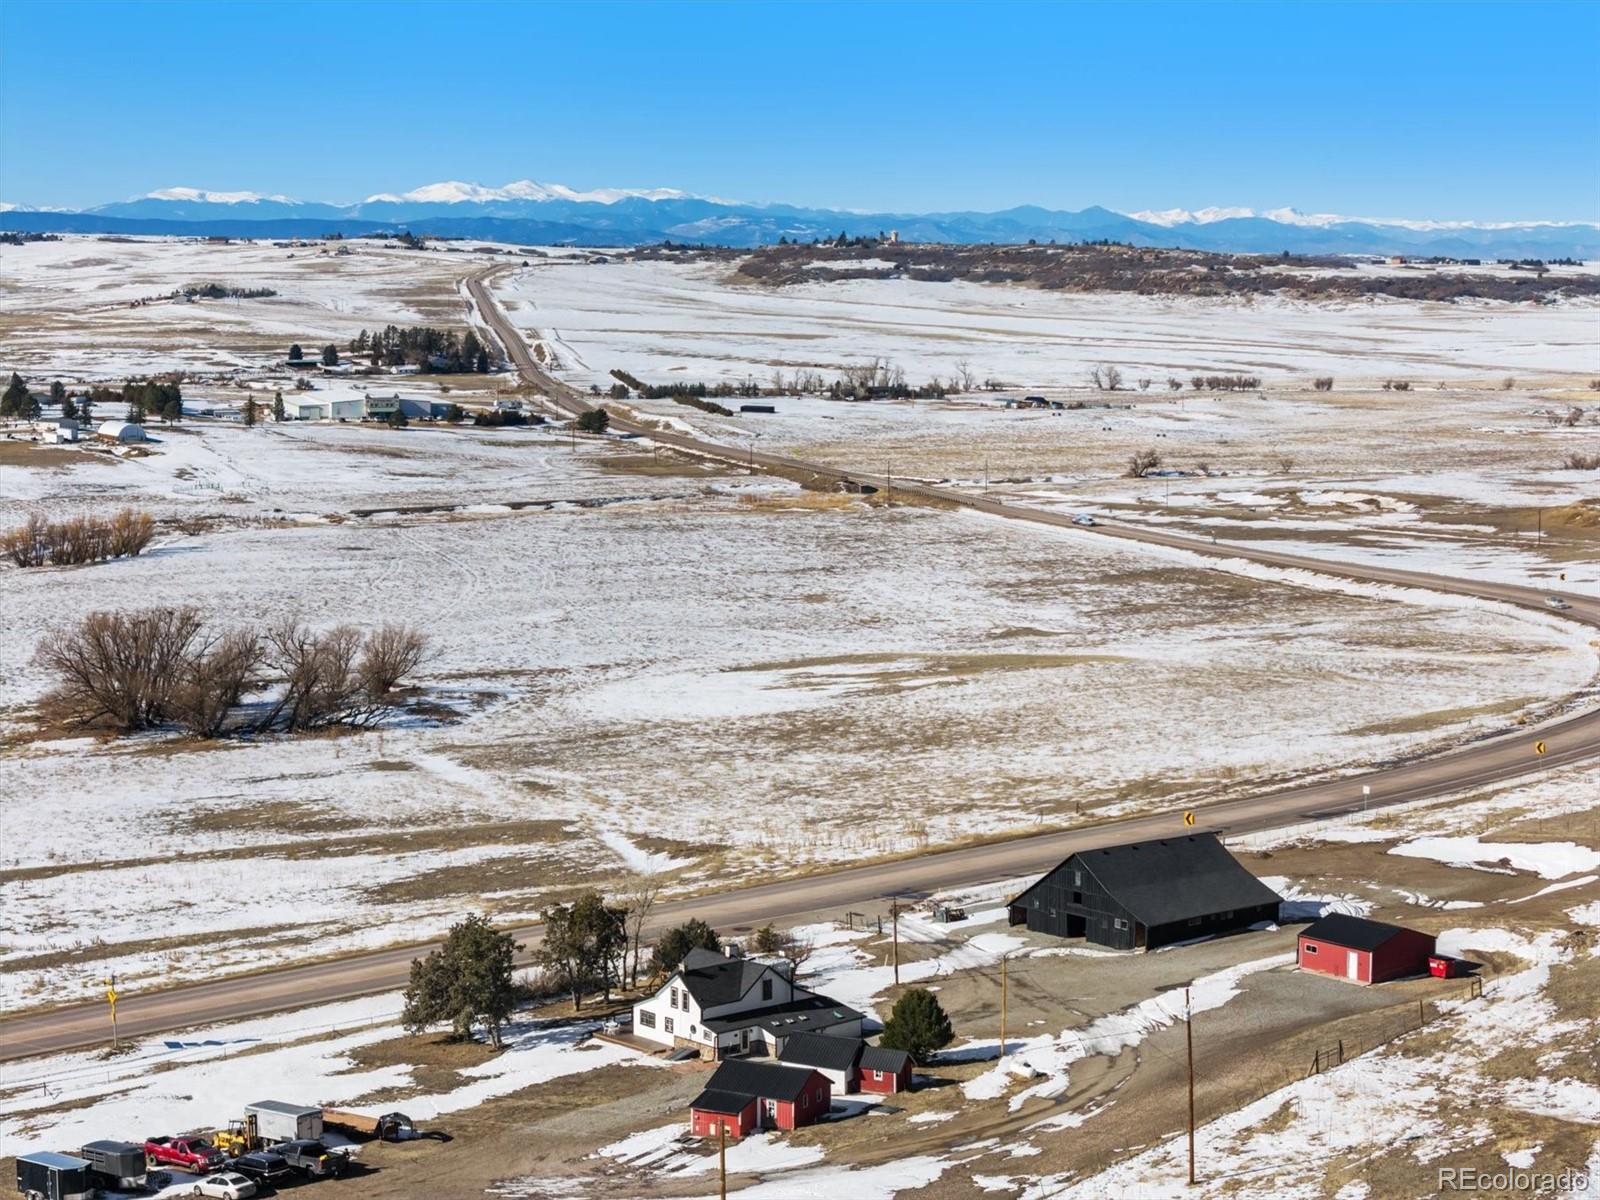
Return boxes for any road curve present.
[3,271,1594,1063]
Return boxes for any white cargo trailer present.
[245,1100,324,1144]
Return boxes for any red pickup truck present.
[144,1136,227,1173]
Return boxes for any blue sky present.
[3,0,1596,221]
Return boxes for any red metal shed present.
[689,1089,757,1140]
[857,1045,914,1095]
[1298,913,1436,985]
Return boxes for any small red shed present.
[1298,913,1436,985]
[691,1060,831,1136]
[857,1045,915,1094]
[689,1089,757,1139]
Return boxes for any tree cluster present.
[349,326,490,373]
[34,608,428,737]
[3,508,155,568]
[403,915,522,1048]
[1190,374,1260,392]
[576,408,611,434]
[536,891,628,1009]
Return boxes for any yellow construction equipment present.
[211,1116,258,1157]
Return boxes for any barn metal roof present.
[1300,913,1423,952]
[1012,833,1282,927]
[705,1058,821,1102]
[777,1032,864,1072]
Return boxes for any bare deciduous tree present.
[170,629,262,737]
[621,872,661,989]
[360,623,429,700]
[953,360,976,393]
[1125,448,1162,478]
[36,607,206,730]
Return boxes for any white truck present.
[244,1101,323,1145]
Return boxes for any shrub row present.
[2,509,155,567]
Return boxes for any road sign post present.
[1182,810,1196,828]
[103,975,119,1050]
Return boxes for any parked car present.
[1071,513,1098,527]
[274,1139,350,1177]
[1547,596,1572,609]
[144,1136,228,1173]
[227,1151,292,1185]
[186,1172,258,1198]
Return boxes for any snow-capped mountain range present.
[3,180,1595,257]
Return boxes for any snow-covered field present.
[495,257,1600,391]
[0,237,508,379]
[3,421,1594,1007]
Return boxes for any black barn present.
[1007,833,1282,950]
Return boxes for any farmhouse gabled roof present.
[1300,913,1422,952]
[1011,833,1282,928]
[700,994,862,1036]
[777,1033,864,1073]
[859,1044,913,1074]
[677,948,777,1008]
[705,1059,821,1103]
[688,1088,756,1116]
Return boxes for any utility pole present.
[1186,985,1196,1187]
[885,459,892,505]
[719,1123,727,1200]
[984,459,989,494]
[890,897,902,987]
[999,953,1009,1058]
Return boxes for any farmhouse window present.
[1113,918,1128,931]
[762,978,773,1001]
[1074,870,1082,886]
[665,1017,675,1035]
[1072,891,1083,905]
[639,1009,657,1028]
[670,987,679,1007]
[1304,944,1319,955]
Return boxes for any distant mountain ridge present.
[4,180,1596,258]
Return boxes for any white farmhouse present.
[632,947,862,1060]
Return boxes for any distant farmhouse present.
[632,947,862,1060]
[1008,833,1282,950]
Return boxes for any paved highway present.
[3,270,1593,1062]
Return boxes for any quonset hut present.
[1007,833,1282,951]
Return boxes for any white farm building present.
[96,420,147,443]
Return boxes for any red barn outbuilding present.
[857,1045,914,1095]
[1298,914,1436,985]
[688,1060,831,1138]
[689,1089,757,1139]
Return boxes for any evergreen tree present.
[648,918,720,977]
[125,400,145,425]
[877,987,953,1063]
[321,344,339,367]
[537,891,628,1009]
[49,380,66,407]
[288,343,303,362]
[78,396,94,425]
[272,392,286,422]
[576,407,611,434]
[402,914,523,1047]
[61,395,78,420]
[387,407,408,428]
[163,398,183,423]
[1,372,29,418]
[243,397,259,427]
